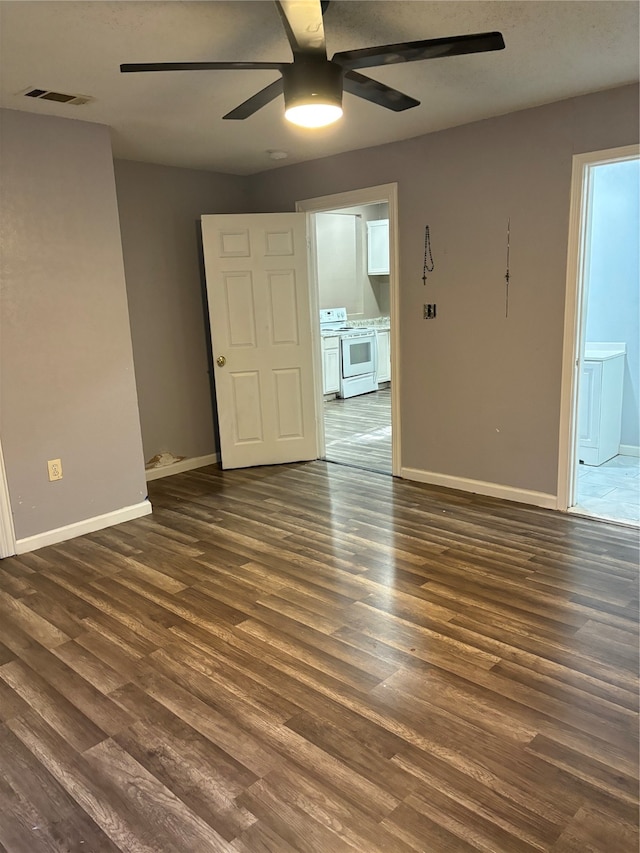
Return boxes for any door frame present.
[557,143,639,511]
[0,438,16,558]
[296,183,400,477]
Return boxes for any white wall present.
[585,158,639,450]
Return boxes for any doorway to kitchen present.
[559,145,639,526]
[297,184,399,476]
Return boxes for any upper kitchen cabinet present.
[367,219,389,275]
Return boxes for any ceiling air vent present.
[19,87,93,106]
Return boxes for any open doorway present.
[297,184,400,476]
[317,204,391,474]
[559,145,639,526]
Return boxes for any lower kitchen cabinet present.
[322,335,340,395]
[376,329,391,384]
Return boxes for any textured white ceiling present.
[1,1,638,175]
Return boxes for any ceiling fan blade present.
[223,78,284,120]
[275,0,327,58]
[333,31,505,71]
[343,70,419,112]
[120,61,283,73]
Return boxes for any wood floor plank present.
[389,785,545,853]
[250,765,420,853]
[0,660,108,752]
[134,669,280,778]
[550,802,639,852]
[0,591,70,649]
[7,642,134,736]
[236,777,358,853]
[391,744,569,843]
[112,719,258,842]
[52,639,131,694]
[0,459,637,851]
[0,721,122,853]
[526,733,639,805]
[7,712,171,853]
[82,737,230,853]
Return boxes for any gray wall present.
[3,86,635,545]
[113,160,249,463]
[248,85,639,496]
[0,110,147,540]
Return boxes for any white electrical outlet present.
[47,459,63,481]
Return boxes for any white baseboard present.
[15,499,152,555]
[145,452,220,481]
[401,467,557,510]
[619,445,640,458]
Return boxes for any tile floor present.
[574,454,640,526]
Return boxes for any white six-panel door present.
[201,213,317,469]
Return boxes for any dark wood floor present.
[0,461,638,852]
[324,388,392,474]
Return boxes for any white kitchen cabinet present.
[321,335,340,395]
[367,219,389,275]
[578,344,626,466]
[376,329,391,384]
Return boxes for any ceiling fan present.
[120,0,505,128]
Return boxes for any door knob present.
[216,355,226,367]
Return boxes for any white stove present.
[319,308,378,398]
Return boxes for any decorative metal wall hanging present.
[422,225,434,285]
[504,218,511,317]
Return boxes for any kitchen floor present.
[323,388,392,474]
[574,453,640,526]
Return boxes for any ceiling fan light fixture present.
[285,101,342,128]
[282,60,343,128]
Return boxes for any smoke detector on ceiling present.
[17,87,94,106]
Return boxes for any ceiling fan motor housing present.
[282,59,343,111]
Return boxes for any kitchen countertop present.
[321,317,390,336]
[349,316,390,330]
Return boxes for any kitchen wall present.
[315,212,359,313]
[113,159,249,464]
[0,110,147,542]
[315,202,389,318]
[248,84,640,498]
[584,157,639,453]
